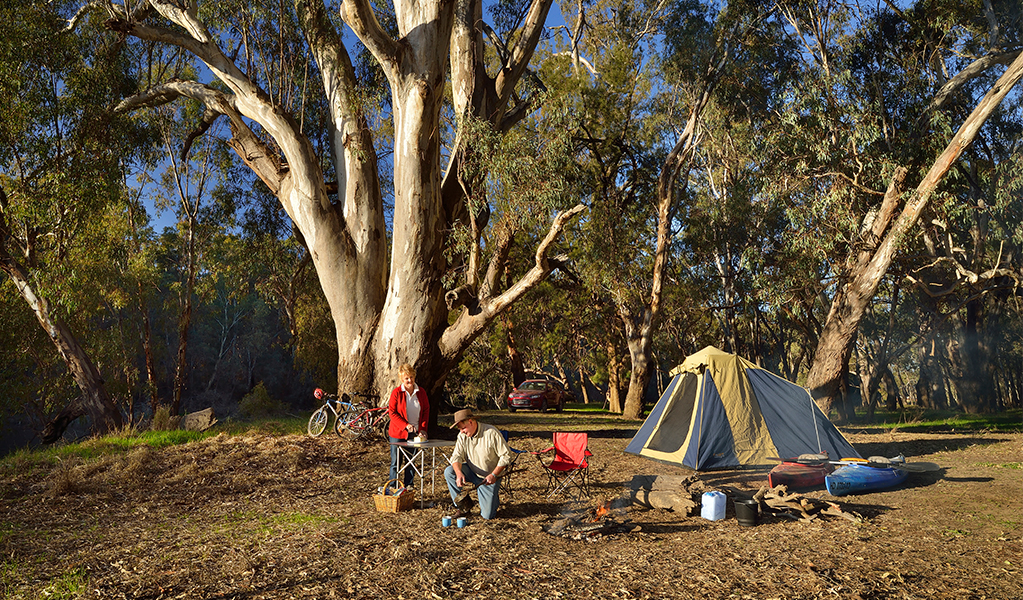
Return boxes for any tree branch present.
[115,80,285,194]
[340,0,401,79]
[494,0,554,106]
[439,204,587,358]
[924,49,1022,115]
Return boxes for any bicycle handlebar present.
[315,387,377,402]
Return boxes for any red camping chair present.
[532,432,592,498]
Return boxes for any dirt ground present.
[1,411,1021,599]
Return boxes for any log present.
[629,474,701,514]
[40,401,87,444]
[756,485,862,523]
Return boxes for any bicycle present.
[307,388,376,437]
[339,402,390,440]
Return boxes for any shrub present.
[151,406,173,431]
[238,383,284,419]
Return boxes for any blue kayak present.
[825,463,909,496]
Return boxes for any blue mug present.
[442,516,452,527]
[456,517,467,528]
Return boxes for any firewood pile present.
[749,485,863,523]
[630,473,862,525]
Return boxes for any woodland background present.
[2,0,1023,453]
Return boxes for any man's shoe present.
[454,490,475,511]
[452,507,471,519]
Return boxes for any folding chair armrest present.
[531,446,554,455]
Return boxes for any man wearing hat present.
[444,409,514,520]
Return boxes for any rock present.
[181,408,217,431]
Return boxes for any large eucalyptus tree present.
[74,0,584,405]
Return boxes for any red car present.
[507,379,569,413]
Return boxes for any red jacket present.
[387,385,429,439]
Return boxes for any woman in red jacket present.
[387,363,430,488]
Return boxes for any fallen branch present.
[755,485,863,523]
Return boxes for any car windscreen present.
[518,381,545,391]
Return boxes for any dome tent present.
[625,346,861,470]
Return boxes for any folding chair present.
[499,430,528,498]
[532,432,592,498]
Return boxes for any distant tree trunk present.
[127,198,161,414]
[139,286,161,413]
[204,296,246,393]
[856,348,880,420]
[883,367,902,411]
[578,365,590,404]
[807,51,1023,417]
[0,248,123,435]
[621,317,654,419]
[172,250,195,415]
[606,342,623,414]
[915,340,948,409]
[955,298,996,413]
[1007,367,1022,409]
[713,247,739,355]
[504,314,525,387]
[620,52,724,420]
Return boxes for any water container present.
[701,491,726,521]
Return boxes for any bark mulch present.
[1,413,1020,599]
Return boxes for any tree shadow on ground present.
[850,435,1004,457]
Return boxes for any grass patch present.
[41,567,88,600]
[563,402,614,413]
[861,408,1022,432]
[219,416,307,436]
[0,429,213,472]
[219,510,338,539]
[270,512,338,527]
[0,416,312,472]
[1,559,18,598]
[978,462,1023,470]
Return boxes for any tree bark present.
[619,49,725,420]
[606,341,623,414]
[40,402,87,445]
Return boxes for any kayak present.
[768,461,833,489]
[825,463,909,496]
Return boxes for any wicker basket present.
[373,479,415,512]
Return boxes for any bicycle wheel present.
[307,407,329,437]
[372,415,391,438]
[335,410,361,437]
[341,412,370,439]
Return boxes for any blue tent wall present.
[624,374,679,456]
[746,368,860,460]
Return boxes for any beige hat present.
[450,408,474,428]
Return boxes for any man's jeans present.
[444,464,501,519]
